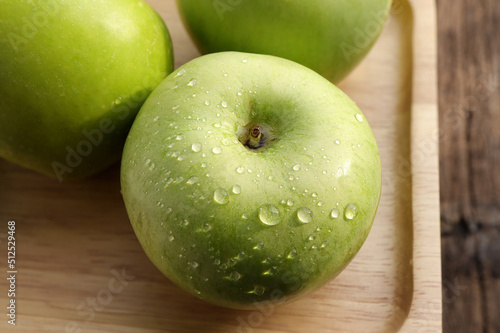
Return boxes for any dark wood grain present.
[438,0,500,331]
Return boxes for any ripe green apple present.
[121,52,381,309]
[176,0,392,83]
[0,0,173,181]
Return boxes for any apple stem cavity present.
[238,123,277,151]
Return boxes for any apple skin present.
[121,52,381,309]
[176,0,392,83]
[0,0,173,181]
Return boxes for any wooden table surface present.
[438,0,500,332]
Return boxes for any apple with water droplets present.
[121,52,382,309]
[0,0,173,180]
[176,0,392,83]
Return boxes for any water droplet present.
[228,271,241,281]
[176,68,186,77]
[149,163,155,171]
[214,188,229,204]
[221,101,228,108]
[344,203,358,220]
[308,234,316,241]
[312,192,318,198]
[237,91,243,96]
[194,289,201,295]
[287,250,297,259]
[212,122,221,128]
[253,242,263,250]
[189,261,199,269]
[202,223,211,232]
[176,134,184,140]
[258,204,281,226]
[205,100,211,105]
[330,209,339,218]
[214,259,221,265]
[335,139,341,145]
[287,199,294,207]
[317,201,323,207]
[242,59,248,63]
[311,244,318,250]
[153,115,159,122]
[355,114,364,122]
[172,105,180,110]
[236,167,245,174]
[321,241,329,249]
[242,213,249,219]
[251,286,265,296]
[181,219,189,227]
[145,158,151,166]
[232,185,241,194]
[187,79,197,87]
[191,142,202,152]
[187,176,198,185]
[262,267,276,276]
[177,155,186,161]
[212,146,222,154]
[293,164,301,171]
[297,207,313,223]
[338,167,343,176]
[168,234,174,242]
[201,162,207,168]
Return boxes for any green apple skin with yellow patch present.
[121,52,381,309]
[0,0,173,180]
[176,0,392,83]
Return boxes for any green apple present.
[121,52,381,309]
[0,0,173,181]
[176,0,392,83]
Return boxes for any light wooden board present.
[0,0,441,332]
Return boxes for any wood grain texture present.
[0,0,440,332]
[438,0,500,332]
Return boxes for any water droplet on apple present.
[168,234,174,242]
[177,155,186,161]
[237,91,243,96]
[191,142,202,152]
[194,289,201,295]
[149,163,155,171]
[189,261,199,269]
[321,241,329,249]
[335,139,341,145]
[213,188,229,204]
[213,122,221,128]
[317,201,323,207]
[297,207,313,223]
[330,208,339,218]
[228,271,241,281]
[176,134,184,140]
[176,68,186,77]
[201,223,211,232]
[258,204,280,226]
[287,199,294,207]
[153,115,159,122]
[312,192,318,198]
[214,259,221,265]
[212,146,222,154]
[251,286,265,296]
[311,244,318,250]
[338,167,343,176]
[221,101,228,108]
[236,167,245,174]
[308,234,315,241]
[293,164,301,171]
[355,114,364,122]
[242,59,248,63]
[253,242,263,250]
[287,250,297,259]
[344,203,358,220]
[242,213,249,219]
[187,79,197,87]
[205,100,210,105]
[232,185,241,194]
[187,176,198,185]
